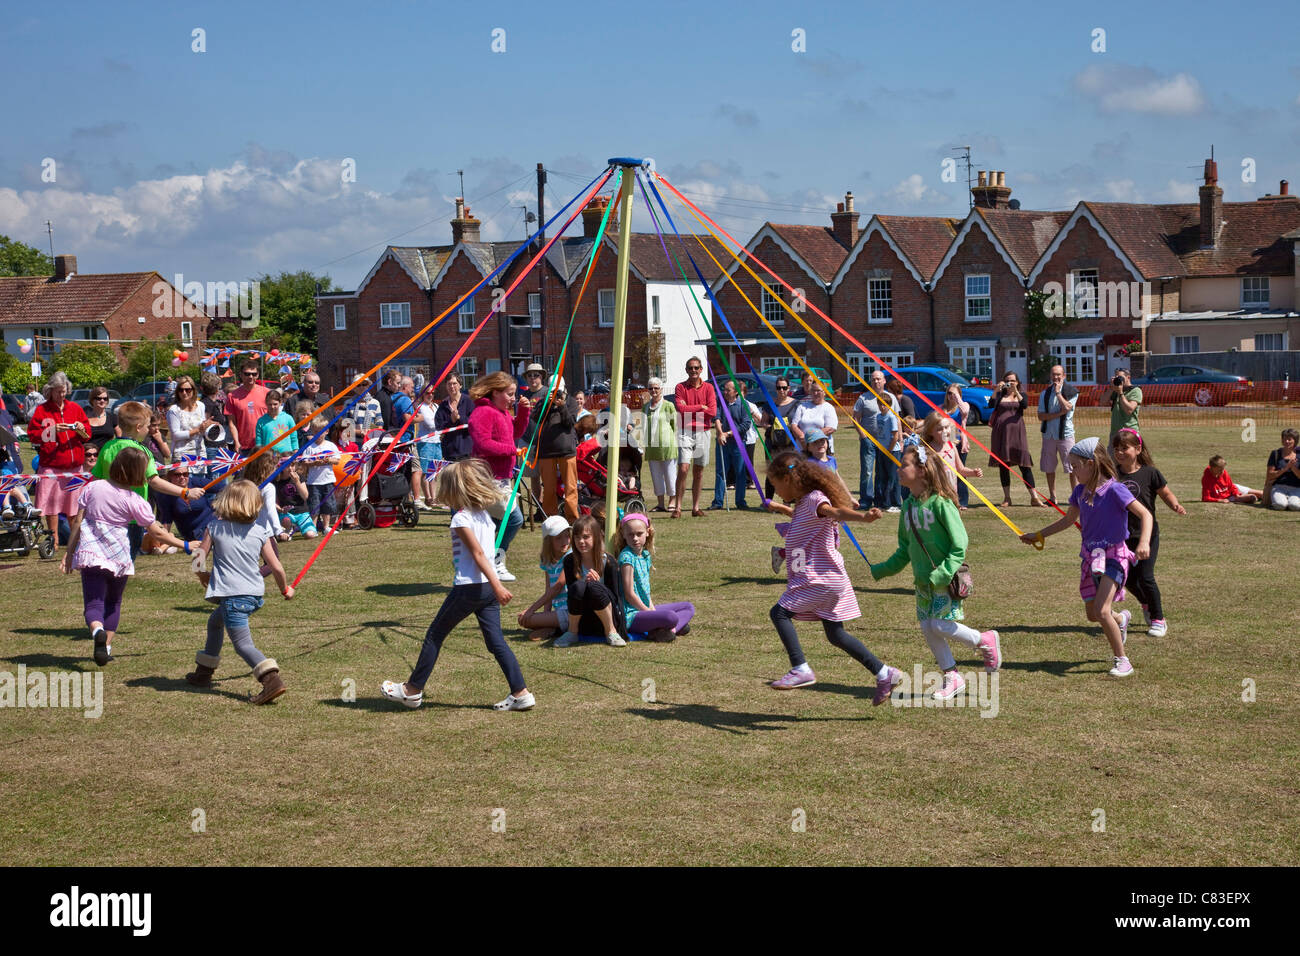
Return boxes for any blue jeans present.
[957,448,970,507]
[494,498,523,559]
[409,583,525,693]
[710,438,748,508]
[858,440,877,508]
[875,452,901,508]
[203,595,268,669]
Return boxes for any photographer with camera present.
[532,368,579,522]
[1108,367,1142,440]
[988,371,1043,508]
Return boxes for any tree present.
[49,343,123,390]
[0,235,54,277]
[121,338,200,385]
[1023,289,1079,383]
[216,270,338,355]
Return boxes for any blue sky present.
[2,0,1297,291]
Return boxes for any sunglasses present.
[687,366,701,372]
[92,395,108,401]
[776,385,789,390]
[242,371,257,377]
[177,387,194,393]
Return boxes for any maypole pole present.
[603,157,650,546]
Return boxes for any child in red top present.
[1201,455,1262,504]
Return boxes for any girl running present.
[870,445,1001,700]
[764,450,900,704]
[613,512,695,643]
[1021,437,1152,678]
[1111,428,1186,637]
[380,459,533,710]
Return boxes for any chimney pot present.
[1199,159,1223,249]
[977,171,987,187]
[53,254,77,281]
[830,190,861,247]
[451,199,481,244]
[1282,180,1290,196]
[1204,158,1218,185]
[845,190,854,212]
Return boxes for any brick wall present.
[931,223,1026,376]
[831,231,935,371]
[102,275,211,365]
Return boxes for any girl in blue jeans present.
[381,459,534,711]
[186,480,294,704]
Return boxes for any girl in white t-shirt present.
[302,416,341,532]
[381,459,534,711]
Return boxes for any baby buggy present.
[0,500,56,559]
[570,437,645,516]
[355,430,418,529]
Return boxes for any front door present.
[1006,348,1028,383]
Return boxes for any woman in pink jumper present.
[467,371,533,582]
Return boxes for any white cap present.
[541,515,571,538]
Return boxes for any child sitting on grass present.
[1201,454,1262,505]
[555,514,627,648]
[613,512,694,642]
[186,479,294,704]
[517,515,572,641]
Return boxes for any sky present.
[2,0,1298,293]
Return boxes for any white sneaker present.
[493,691,535,711]
[886,506,901,514]
[1117,609,1131,646]
[1108,657,1134,678]
[1148,618,1168,637]
[606,632,627,647]
[771,546,784,574]
[380,679,422,709]
[494,563,516,582]
[1,508,13,520]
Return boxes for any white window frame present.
[456,355,479,386]
[1172,335,1200,354]
[1241,277,1270,309]
[1047,338,1099,386]
[965,274,991,322]
[650,295,661,330]
[584,353,607,389]
[1255,332,1286,351]
[949,342,996,382]
[761,288,785,327]
[1068,269,1099,318]
[333,305,346,330]
[867,278,892,325]
[458,298,475,333]
[759,357,784,372]
[179,321,193,346]
[485,358,502,375]
[598,289,615,327]
[380,302,411,329]
[847,350,913,381]
[528,293,542,329]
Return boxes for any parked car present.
[761,365,833,392]
[1089,364,1252,407]
[111,380,174,412]
[885,365,996,424]
[3,392,30,426]
[71,388,121,411]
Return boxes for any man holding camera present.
[1036,364,1078,504]
[531,368,578,522]
[1108,367,1142,439]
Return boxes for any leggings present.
[81,568,128,632]
[203,595,268,670]
[920,617,982,671]
[998,464,1036,492]
[630,601,695,633]
[770,603,883,673]
[1125,523,1162,619]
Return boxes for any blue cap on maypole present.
[607,157,655,171]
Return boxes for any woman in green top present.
[871,445,1002,701]
[1107,368,1142,438]
[643,377,679,512]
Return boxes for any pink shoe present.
[978,630,1001,672]
[771,665,816,690]
[872,665,902,706]
[933,671,966,701]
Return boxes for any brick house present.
[0,254,210,367]
[709,195,856,377]
[316,196,726,394]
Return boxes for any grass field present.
[2,408,1298,865]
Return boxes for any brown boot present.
[249,659,286,705]
[186,653,220,687]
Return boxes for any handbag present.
[906,503,973,601]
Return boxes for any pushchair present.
[0,500,55,559]
[569,437,645,516]
[355,430,418,529]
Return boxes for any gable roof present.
[972,207,1072,276]
[712,223,850,293]
[831,215,960,290]
[0,271,175,328]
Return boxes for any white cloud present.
[884,173,947,209]
[1073,64,1205,116]
[1158,178,1199,202]
[1102,179,1141,202]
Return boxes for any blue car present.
[889,365,995,425]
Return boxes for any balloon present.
[172,357,182,367]
[269,349,280,357]
[179,351,189,362]
[18,339,31,354]
[332,453,355,486]
[172,349,181,358]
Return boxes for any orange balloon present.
[332,453,354,486]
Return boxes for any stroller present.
[569,437,645,516]
[0,500,55,559]
[355,429,418,529]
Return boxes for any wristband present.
[183,541,191,555]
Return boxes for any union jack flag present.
[0,475,21,494]
[179,454,202,469]
[63,473,94,491]
[342,455,364,478]
[209,447,243,477]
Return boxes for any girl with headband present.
[1020,437,1152,678]
[612,513,694,643]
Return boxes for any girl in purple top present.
[1021,437,1151,678]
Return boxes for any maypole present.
[603,157,650,546]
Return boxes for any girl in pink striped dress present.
[764,450,903,705]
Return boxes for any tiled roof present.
[389,246,453,288]
[0,272,160,328]
[545,237,597,283]
[1086,198,1300,278]
[461,241,524,281]
[974,207,1072,275]
[875,216,962,281]
[767,224,850,282]
[614,233,730,283]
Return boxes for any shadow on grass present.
[999,659,1094,676]
[998,625,1089,636]
[319,697,492,713]
[10,626,87,641]
[718,575,785,586]
[124,674,250,701]
[627,701,869,735]
[172,605,211,614]
[2,653,93,671]
[365,583,451,598]
[805,681,872,700]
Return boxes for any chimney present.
[1283,180,1290,196]
[830,190,860,247]
[971,170,1013,210]
[1199,158,1222,249]
[53,254,77,281]
[582,196,615,239]
[451,198,481,244]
